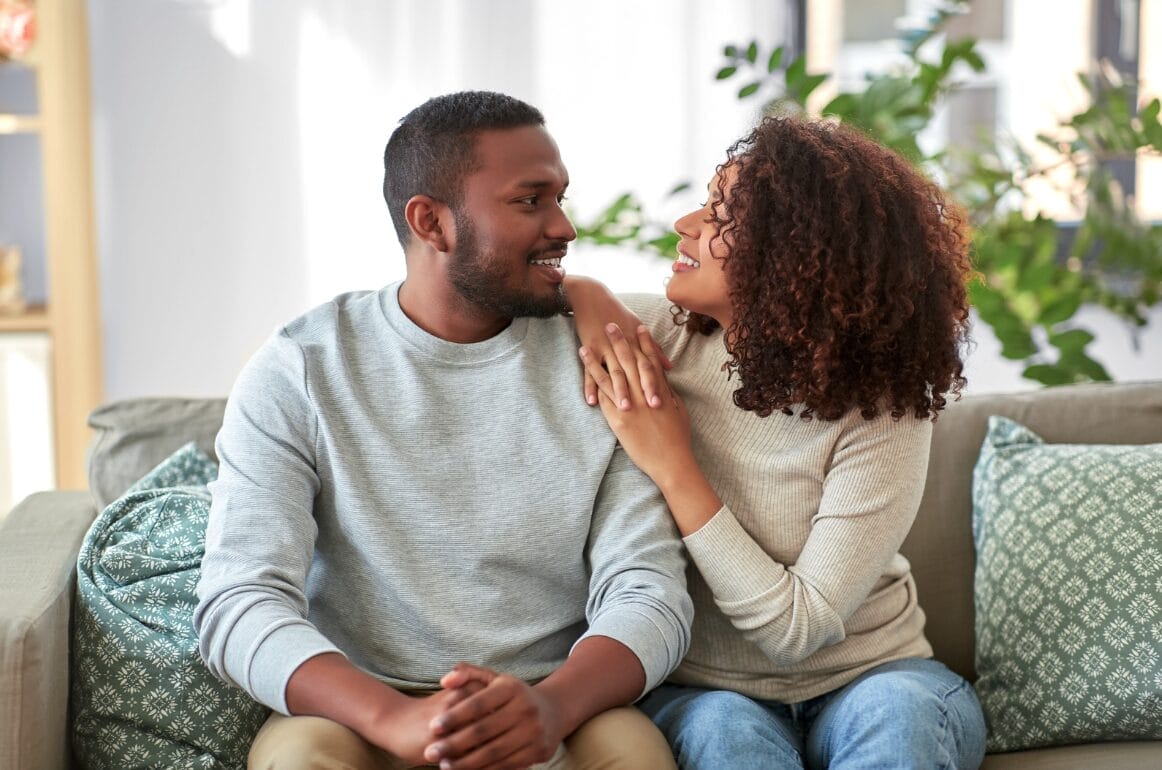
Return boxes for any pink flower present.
[0,1,36,60]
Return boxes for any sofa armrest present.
[0,491,97,770]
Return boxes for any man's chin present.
[519,286,569,318]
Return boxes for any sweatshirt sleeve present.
[194,330,342,714]
[682,413,932,666]
[578,448,693,696]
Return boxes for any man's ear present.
[404,195,452,253]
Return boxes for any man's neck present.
[397,278,511,343]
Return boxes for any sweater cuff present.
[233,618,344,714]
[577,607,685,697]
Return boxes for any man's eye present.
[518,196,538,206]
[557,194,569,204]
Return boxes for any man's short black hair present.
[383,91,545,247]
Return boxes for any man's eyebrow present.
[512,179,570,190]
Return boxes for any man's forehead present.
[471,126,568,179]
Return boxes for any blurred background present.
[1,0,1160,512]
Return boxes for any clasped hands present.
[395,662,563,770]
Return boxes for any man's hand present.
[423,666,565,770]
[285,653,489,767]
[363,687,484,766]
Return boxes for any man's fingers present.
[425,681,549,769]
[440,679,487,711]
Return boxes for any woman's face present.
[667,165,735,328]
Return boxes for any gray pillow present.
[87,398,226,510]
[972,415,1162,752]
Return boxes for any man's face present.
[446,126,576,318]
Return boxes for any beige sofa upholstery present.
[1,383,1160,768]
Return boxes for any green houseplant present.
[575,3,1162,386]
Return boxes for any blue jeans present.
[638,658,986,770]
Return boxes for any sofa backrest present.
[905,380,1162,682]
[87,397,227,510]
[86,382,1162,684]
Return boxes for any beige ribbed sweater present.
[625,294,935,703]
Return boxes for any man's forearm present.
[534,635,646,737]
[285,652,410,738]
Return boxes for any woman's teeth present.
[677,254,700,268]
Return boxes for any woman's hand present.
[579,324,691,483]
[580,323,724,536]
[565,276,671,410]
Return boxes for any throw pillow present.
[972,415,1162,753]
[72,442,269,770]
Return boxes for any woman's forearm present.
[651,452,724,537]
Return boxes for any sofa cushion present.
[971,415,1162,753]
[71,442,269,770]
[87,397,227,510]
[906,380,1162,683]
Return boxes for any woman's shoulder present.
[618,293,681,339]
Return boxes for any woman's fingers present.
[638,324,673,371]
[635,324,671,408]
[603,324,645,411]
[578,346,629,410]
[583,369,598,407]
[581,323,671,412]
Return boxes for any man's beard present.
[448,211,567,319]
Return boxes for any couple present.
[194,90,986,770]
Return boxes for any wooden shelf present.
[0,304,49,332]
[0,0,103,490]
[0,113,42,134]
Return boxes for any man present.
[194,91,692,770]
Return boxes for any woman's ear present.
[404,195,452,253]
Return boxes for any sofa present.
[1,381,1160,769]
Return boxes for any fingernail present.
[587,395,597,405]
[621,398,631,410]
[650,396,661,407]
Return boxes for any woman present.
[567,115,987,769]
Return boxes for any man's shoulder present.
[281,289,383,342]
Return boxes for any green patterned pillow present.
[72,442,270,770]
[972,416,1162,753]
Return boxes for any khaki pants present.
[248,706,676,769]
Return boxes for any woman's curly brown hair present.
[680,115,973,421]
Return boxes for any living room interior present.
[1,1,1161,768]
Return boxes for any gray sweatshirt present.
[194,283,692,714]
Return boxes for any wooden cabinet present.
[0,0,102,491]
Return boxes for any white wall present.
[85,0,1160,402]
[86,0,782,400]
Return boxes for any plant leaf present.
[767,46,784,73]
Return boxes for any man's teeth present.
[677,254,700,268]
[531,257,563,267]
